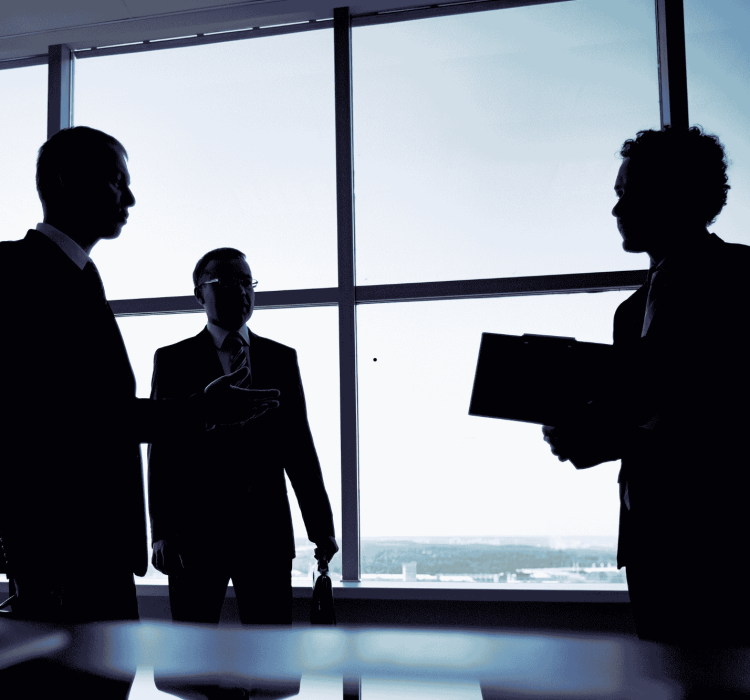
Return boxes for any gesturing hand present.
[204,366,280,427]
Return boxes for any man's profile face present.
[63,149,135,239]
[97,151,135,239]
[611,157,662,254]
[195,257,255,331]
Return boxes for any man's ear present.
[194,287,205,306]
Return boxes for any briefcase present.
[310,557,336,625]
[468,332,615,426]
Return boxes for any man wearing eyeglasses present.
[147,247,338,631]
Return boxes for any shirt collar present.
[206,320,250,349]
[35,222,91,271]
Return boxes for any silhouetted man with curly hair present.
[543,126,750,649]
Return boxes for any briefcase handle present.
[316,556,330,576]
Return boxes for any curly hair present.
[193,247,247,289]
[619,125,730,225]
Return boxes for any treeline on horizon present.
[293,540,618,576]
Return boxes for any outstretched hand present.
[204,367,280,427]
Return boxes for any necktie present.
[223,332,250,385]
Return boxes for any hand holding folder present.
[468,332,631,468]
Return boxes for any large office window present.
[684,0,750,246]
[7,0,712,592]
[0,64,47,243]
[116,306,341,581]
[352,0,659,286]
[74,30,337,299]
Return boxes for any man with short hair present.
[148,247,338,628]
[0,126,279,698]
[543,126,750,648]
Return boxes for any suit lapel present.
[641,233,725,341]
[248,331,265,390]
[28,229,137,396]
[247,332,283,391]
[614,285,648,345]
[194,326,226,390]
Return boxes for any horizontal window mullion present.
[355,270,648,304]
[110,288,340,316]
[110,272,646,317]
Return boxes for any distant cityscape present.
[294,536,625,585]
[1,537,625,586]
[308,537,626,584]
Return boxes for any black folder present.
[468,332,615,426]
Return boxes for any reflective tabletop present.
[2,620,749,699]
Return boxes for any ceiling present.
[0,0,456,63]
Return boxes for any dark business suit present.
[0,229,206,698]
[2,230,143,608]
[148,326,335,624]
[611,233,750,646]
[0,230,212,698]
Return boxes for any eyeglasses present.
[198,277,258,291]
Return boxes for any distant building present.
[402,561,417,581]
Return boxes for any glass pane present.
[75,31,337,299]
[116,307,341,582]
[353,1,658,286]
[685,0,750,246]
[357,292,632,584]
[0,64,48,244]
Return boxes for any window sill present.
[135,580,630,603]
[2,580,630,603]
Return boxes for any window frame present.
[31,0,688,598]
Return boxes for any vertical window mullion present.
[334,6,361,582]
[47,44,74,138]
[655,0,689,129]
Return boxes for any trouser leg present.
[221,561,296,697]
[156,568,231,699]
[231,559,293,625]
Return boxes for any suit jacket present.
[147,327,335,565]
[0,230,205,578]
[611,233,750,568]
